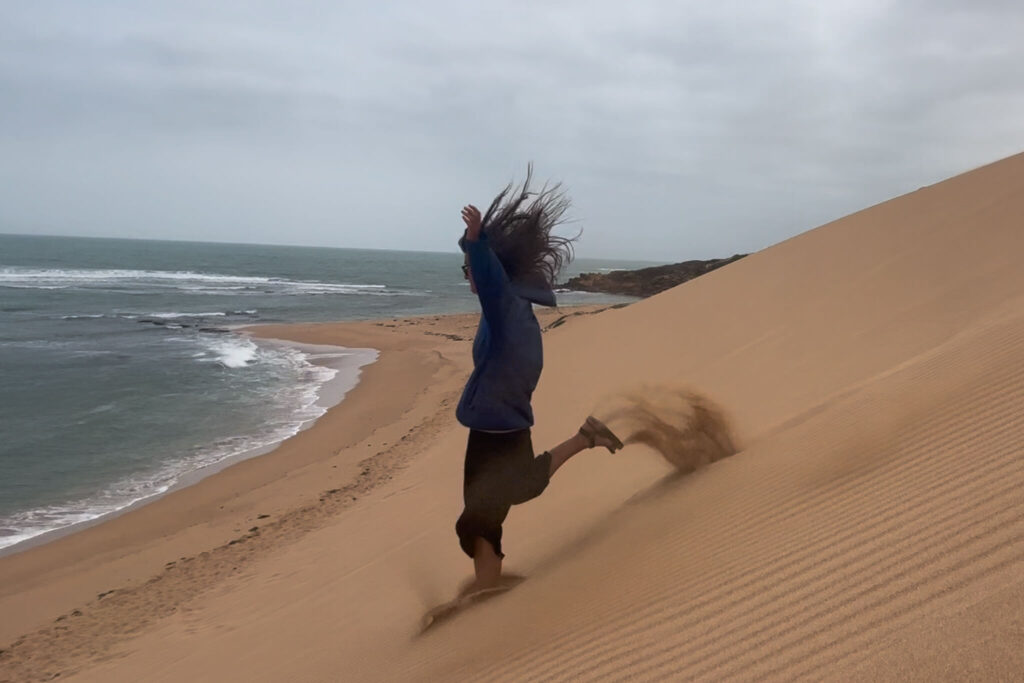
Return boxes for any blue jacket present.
[456,232,557,431]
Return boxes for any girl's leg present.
[457,431,514,591]
[459,419,622,591]
[546,432,591,476]
[471,537,502,591]
[547,416,624,476]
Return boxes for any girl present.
[455,168,623,593]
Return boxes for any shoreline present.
[0,338,378,558]
[0,304,611,659]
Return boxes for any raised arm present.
[461,204,510,334]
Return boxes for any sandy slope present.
[5,152,1024,681]
[387,151,1024,681]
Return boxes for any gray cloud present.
[2,0,1023,260]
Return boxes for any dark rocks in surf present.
[136,318,229,333]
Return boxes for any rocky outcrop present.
[560,254,746,298]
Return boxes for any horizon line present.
[0,231,672,264]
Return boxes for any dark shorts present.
[455,429,552,559]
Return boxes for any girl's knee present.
[455,510,504,558]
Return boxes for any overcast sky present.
[2,1,1023,260]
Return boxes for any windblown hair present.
[473,165,579,288]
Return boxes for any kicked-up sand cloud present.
[595,385,738,473]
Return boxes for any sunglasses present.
[461,264,470,279]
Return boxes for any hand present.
[461,204,482,240]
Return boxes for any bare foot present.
[458,577,499,598]
[458,573,525,599]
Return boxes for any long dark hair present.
[475,165,579,288]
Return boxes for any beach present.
[3,152,1024,681]
[0,304,615,680]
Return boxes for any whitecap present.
[140,311,227,319]
[196,336,258,368]
[0,267,399,297]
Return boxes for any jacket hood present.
[510,281,556,307]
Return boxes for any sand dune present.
[390,152,1024,680]
[3,152,1024,681]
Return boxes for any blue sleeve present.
[464,232,510,335]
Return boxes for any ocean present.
[0,233,654,552]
